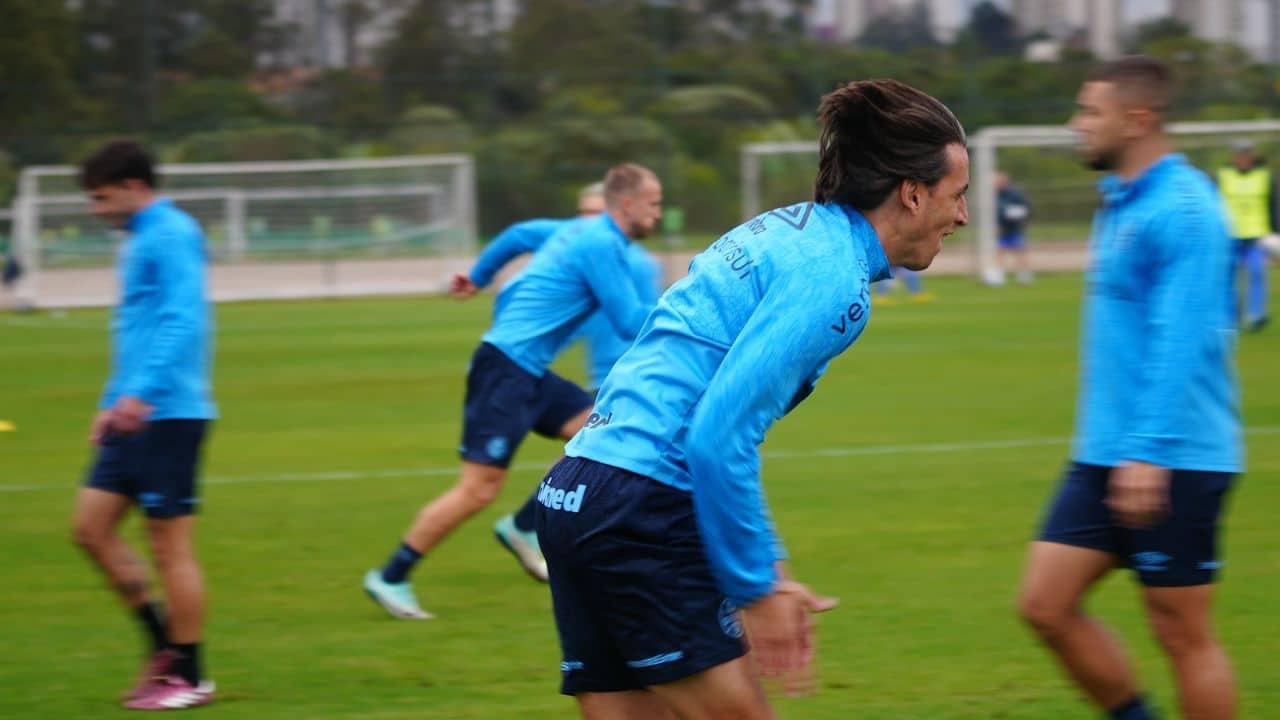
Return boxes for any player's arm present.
[114,229,205,418]
[1111,200,1228,526]
[685,281,846,606]
[576,235,650,338]
[1122,200,1225,464]
[685,279,846,686]
[462,219,559,293]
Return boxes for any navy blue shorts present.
[1038,462,1236,586]
[85,420,210,519]
[998,232,1026,249]
[536,456,747,695]
[459,343,592,468]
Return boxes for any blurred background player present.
[1019,56,1242,720]
[71,140,217,710]
[363,164,661,619]
[445,181,661,580]
[571,239,662,390]
[1218,137,1274,332]
[536,79,968,719]
[996,171,1034,285]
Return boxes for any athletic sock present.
[1109,695,1158,720]
[170,642,201,686]
[380,542,422,584]
[135,602,169,653]
[512,496,539,533]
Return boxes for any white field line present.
[3,426,1277,494]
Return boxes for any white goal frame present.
[9,154,476,307]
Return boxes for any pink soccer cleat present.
[122,649,177,702]
[123,675,215,710]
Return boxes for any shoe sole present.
[494,530,549,583]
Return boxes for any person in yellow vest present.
[1219,138,1274,331]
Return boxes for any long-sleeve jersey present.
[565,201,892,606]
[468,218,573,289]
[100,198,216,420]
[1072,154,1242,472]
[481,214,650,377]
[574,242,663,388]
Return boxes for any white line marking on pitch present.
[3,426,1277,494]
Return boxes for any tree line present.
[3,0,1277,232]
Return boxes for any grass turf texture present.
[1,273,1277,719]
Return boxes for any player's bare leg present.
[1144,585,1236,719]
[365,462,507,618]
[1019,541,1145,712]
[72,488,151,609]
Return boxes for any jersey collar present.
[837,203,892,282]
[1098,153,1185,207]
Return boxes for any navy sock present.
[512,493,539,533]
[1109,695,1158,720]
[380,542,422,584]
[170,642,201,686]
[135,602,169,653]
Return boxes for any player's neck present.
[862,206,907,267]
[604,209,634,241]
[1117,135,1173,181]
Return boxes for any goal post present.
[10,153,476,308]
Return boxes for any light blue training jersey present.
[100,198,217,420]
[576,242,663,388]
[481,214,650,377]
[1073,153,1242,472]
[566,202,891,606]
[468,218,572,289]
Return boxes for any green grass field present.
[2,273,1277,719]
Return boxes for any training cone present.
[0,420,16,432]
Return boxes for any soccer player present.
[1018,56,1242,720]
[445,181,659,580]
[536,79,968,719]
[363,163,661,619]
[1218,138,1274,332]
[996,171,1034,284]
[70,140,217,710]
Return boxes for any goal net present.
[9,154,476,308]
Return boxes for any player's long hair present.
[814,79,965,211]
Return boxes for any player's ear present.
[899,179,922,214]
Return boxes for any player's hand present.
[449,273,479,298]
[742,579,839,696]
[1107,461,1170,528]
[110,396,153,435]
[89,410,114,447]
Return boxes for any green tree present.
[387,105,471,153]
[960,1,1022,57]
[154,79,279,136]
[169,126,338,162]
[293,69,389,141]
[380,0,501,116]
[858,4,937,53]
[1,0,83,161]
